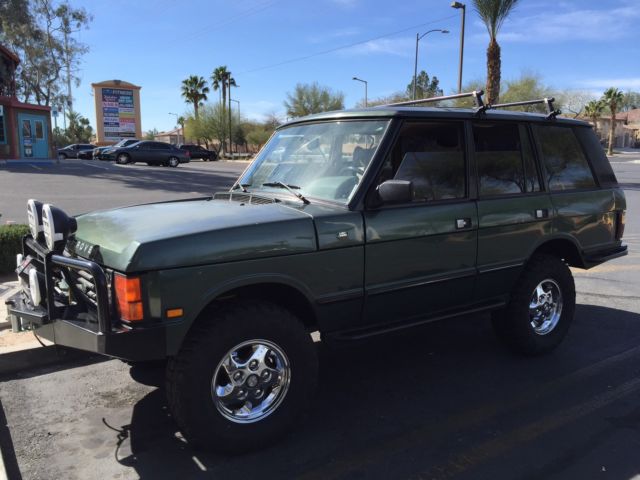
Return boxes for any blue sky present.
[71,0,640,133]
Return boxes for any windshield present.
[239,120,389,204]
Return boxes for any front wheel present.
[492,254,576,355]
[166,302,318,453]
[116,153,130,165]
[168,156,179,168]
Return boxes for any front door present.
[363,120,477,327]
[17,113,49,158]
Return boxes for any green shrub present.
[0,224,29,274]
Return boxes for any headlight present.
[27,199,44,241]
[42,204,78,252]
[16,253,23,268]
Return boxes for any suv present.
[101,141,190,167]
[8,93,627,453]
[57,144,95,159]
[178,144,218,161]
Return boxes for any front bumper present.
[7,237,167,361]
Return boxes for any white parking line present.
[30,164,42,171]
[83,162,109,170]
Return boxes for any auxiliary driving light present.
[42,204,77,252]
[28,268,44,306]
[27,199,44,241]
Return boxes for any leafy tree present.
[246,125,272,151]
[144,128,159,140]
[500,73,553,112]
[621,91,640,112]
[183,103,227,148]
[181,75,209,118]
[284,82,345,118]
[473,0,520,104]
[601,87,624,155]
[584,100,605,138]
[406,71,441,100]
[555,90,595,118]
[0,0,91,106]
[211,66,237,155]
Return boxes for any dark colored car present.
[77,149,95,160]
[57,144,95,159]
[94,138,141,160]
[9,92,628,453]
[178,144,218,161]
[102,140,190,167]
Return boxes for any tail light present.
[615,210,626,241]
[114,274,143,322]
[185,150,190,157]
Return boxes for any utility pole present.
[62,16,73,114]
[451,2,466,93]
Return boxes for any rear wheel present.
[166,302,318,453]
[492,254,575,355]
[168,156,179,168]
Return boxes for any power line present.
[238,13,458,75]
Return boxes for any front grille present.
[213,192,276,205]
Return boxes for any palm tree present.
[473,0,520,104]
[211,66,237,156]
[602,87,624,155]
[181,75,209,118]
[211,66,237,110]
[584,100,604,139]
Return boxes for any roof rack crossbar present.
[486,97,561,119]
[382,90,485,108]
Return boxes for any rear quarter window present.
[535,125,596,191]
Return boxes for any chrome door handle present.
[535,209,549,219]
[456,218,472,229]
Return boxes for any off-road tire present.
[166,301,318,453]
[492,254,576,355]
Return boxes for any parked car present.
[102,141,190,167]
[94,138,141,160]
[57,144,95,159]
[9,92,628,453]
[178,144,217,161]
[77,148,95,160]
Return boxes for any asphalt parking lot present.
[0,159,248,224]
[1,153,640,479]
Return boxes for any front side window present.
[375,121,466,202]
[536,126,596,191]
[240,120,389,204]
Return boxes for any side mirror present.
[376,180,413,205]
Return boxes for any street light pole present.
[413,29,449,100]
[352,77,368,107]
[168,112,181,143]
[451,2,466,94]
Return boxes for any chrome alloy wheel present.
[212,339,291,424]
[529,279,563,335]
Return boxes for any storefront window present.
[0,110,5,143]
[35,120,44,139]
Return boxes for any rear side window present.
[473,122,540,196]
[535,126,596,191]
[378,121,466,202]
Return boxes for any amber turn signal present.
[166,308,184,319]
[114,274,143,321]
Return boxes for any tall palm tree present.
[584,100,604,138]
[181,75,209,118]
[602,87,624,155]
[473,0,520,104]
[211,66,237,112]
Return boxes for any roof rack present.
[382,90,485,109]
[481,97,561,119]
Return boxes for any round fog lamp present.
[27,199,44,241]
[42,203,77,252]
[29,268,42,306]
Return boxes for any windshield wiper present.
[231,183,251,193]
[262,181,310,204]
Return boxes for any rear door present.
[363,120,477,327]
[473,122,554,301]
[533,125,616,252]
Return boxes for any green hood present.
[74,199,316,272]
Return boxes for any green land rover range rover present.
[8,97,627,452]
